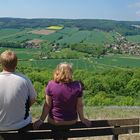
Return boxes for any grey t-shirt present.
[0,72,37,131]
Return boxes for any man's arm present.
[29,97,36,107]
[39,95,52,121]
[27,79,37,107]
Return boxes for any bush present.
[85,91,112,106]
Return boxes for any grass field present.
[1,48,140,70]
[0,27,115,46]
[95,54,140,68]
[31,105,140,140]
[19,59,95,70]
[32,105,140,121]
[127,35,140,44]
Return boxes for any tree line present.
[1,18,140,36]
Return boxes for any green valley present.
[0,18,140,106]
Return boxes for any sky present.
[0,0,140,21]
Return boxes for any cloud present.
[128,2,140,8]
[136,10,140,16]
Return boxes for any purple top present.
[45,80,83,121]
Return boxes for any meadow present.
[1,47,140,70]
[31,105,140,140]
[95,54,140,68]
[0,27,114,45]
[127,35,140,44]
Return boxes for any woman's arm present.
[33,94,52,129]
[77,97,84,120]
[40,95,52,121]
[77,97,92,127]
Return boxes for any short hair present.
[0,50,17,71]
[53,62,73,83]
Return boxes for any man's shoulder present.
[13,73,30,82]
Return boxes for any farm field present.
[127,35,140,44]
[1,47,140,70]
[95,54,140,68]
[47,25,63,30]
[0,27,139,70]
[0,27,114,45]
[30,29,56,35]
[0,28,31,41]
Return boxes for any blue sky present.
[0,0,140,21]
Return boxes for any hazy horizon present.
[0,0,140,21]
[1,17,140,22]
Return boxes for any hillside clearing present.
[30,29,56,35]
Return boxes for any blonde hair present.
[53,62,73,83]
[0,50,17,71]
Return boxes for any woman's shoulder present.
[72,80,84,89]
[72,80,82,84]
[48,80,56,85]
[48,80,60,86]
[72,80,80,84]
[71,80,82,86]
[48,80,82,87]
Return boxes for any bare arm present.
[33,94,52,129]
[77,97,84,120]
[40,95,52,121]
[29,97,36,107]
[77,97,92,127]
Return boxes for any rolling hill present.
[0,18,140,58]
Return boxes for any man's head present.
[0,50,17,72]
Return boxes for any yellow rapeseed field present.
[47,25,63,30]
